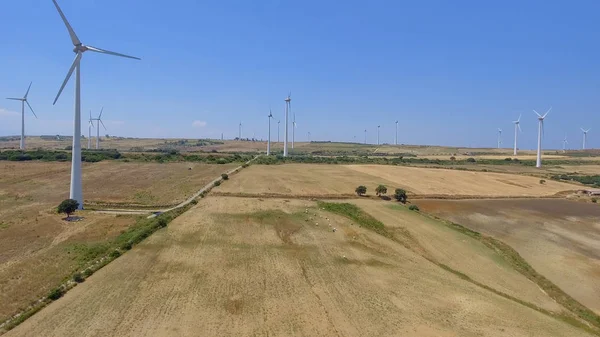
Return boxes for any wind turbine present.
[91,107,106,149]
[497,128,502,149]
[51,0,140,209]
[292,101,296,149]
[6,82,37,150]
[581,128,591,150]
[563,134,568,153]
[512,114,522,156]
[377,125,381,145]
[534,107,551,168]
[277,120,280,143]
[87,110,94,149]
[395,120,398,145]
[284,93,291,157]
[308,131,311,142]
[364,129,367,144]
[239,122,242,139]
[267,109,273,155]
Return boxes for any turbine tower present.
[238,122,242,139]
[277,120,280,143]
[512,114,522,156]
[6,82,37,150]
[308,131,311,142]
[377,125,381,145]
[395,120,398,146]
[91,107,106,149]
[534,107,551,168]
[87,111,94,149]
[292,113,296,149]
[563,134,568,153]
[284,93,291,157]
[267,109,273,155]
[581,128,591,150]
[364,129,367,144]
[497,128,502,149]
[51,0,140,209]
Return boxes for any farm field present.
[0,161,233,323]
[215,164,577,198]
[4,196,591,337]
[415,199,600,314]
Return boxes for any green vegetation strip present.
[1,205,191,333]
[318,201,600,335]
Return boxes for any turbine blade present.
[533,110,542,118]
[6,98,21,101]
[52,0,81,46]
[581,128,586,132]
[518,124,522,133]
[86,46,141,60]
[542,107,552,118]
[517,114,521,122]
[53,53,81,105]
[98,106,104,119]
[100,119,107,130]
[26,101,37,118]
[24,82,32,99]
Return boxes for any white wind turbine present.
[581,128,591,150]
[534,107,551,168]
[267,109,274,155]
[91,107,106,149]
[377,125,381,145]
[364,129,367,144]
[87,110,94,149]
[308,131,311,142]
[563,134,568,153]
[238,122,242,139]
[284,93,291,157]
[497,128,502,149]
[51,0,140,209]
[6,82,37,150]
[395,120,398,145]
[512,114,522,156]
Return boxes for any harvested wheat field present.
[5,196,592,337]
[416,198,600,314]
[214,164,576,198]
[0,161,232,323]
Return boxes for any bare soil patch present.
[416,198,600,314]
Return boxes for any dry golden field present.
[214,164,577,198]
[4,197,592,337]
[416,199,600,314]
[0,161,234,323]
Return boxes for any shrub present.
[355,185,367,196]
[47,287,65,300]
[375,185,387,196]
[242,163,249,168]
[190,199,198,205]
[450,156,456,161]
[157,217,168,228]
[72,272,84,283]
[592,198,597,203]
[221,173,229,180]
[214,180,221,187]
[394,189,407,203]
[408,205,420,211]
[505,157,512,161]
[539,179,546,184]
[109,250,121,259]
[466,157,476,163]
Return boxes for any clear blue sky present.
[1,0,599,149]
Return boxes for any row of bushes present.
[552,174,600,187]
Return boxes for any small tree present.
[450,156,456,161]
[355,185,367,196]
[539,179,546,184]
[394,189,407,203]
[375,185,387,196]
[221,173,229,180]
[57,199,79,220]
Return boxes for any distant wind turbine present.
[364,129,367,145]
[6,82,37,150]
[563,134,568,153]
[239,122,242,139]
[308,131,311,142]
[395,120,398,146]
[277,120,280,143]
[581,128,591,150]
[87,110,94,149]
[267,109,273,155]
[377,125,381,145]
[534,107,551,168]
[51,0,140,209]
[91,107,106,149]
[512,114,522,156]
[497,128,502,149]
[284,93,291,157]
